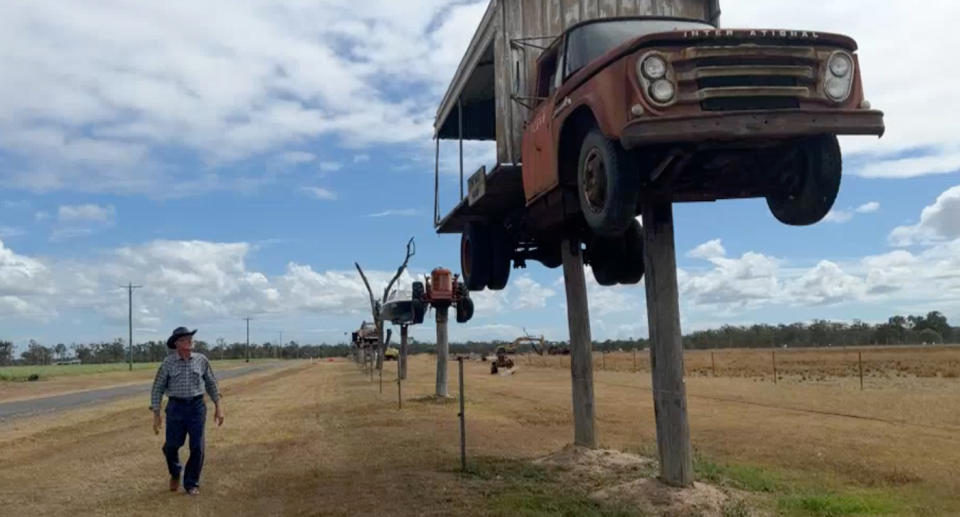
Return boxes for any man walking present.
[150,327,225,495]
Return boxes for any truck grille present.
[674,45,819,111]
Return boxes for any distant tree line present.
[1,312,955,366]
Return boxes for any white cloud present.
[1,200,30,209]
[856,151,960,179]
[0,0,488,195]
[511,276,556,310]
[353,154,370,163]
[300,187,337,201]
[823,209,853,224]
[0,227,25,239]
[687,239,726,259]
[278,151,316,165]
[681,252,781,307]
[889,185,960,245]
[58,204,116,223]
[856,202,880,214]
[368,209,419,218]
[35,211,50,222]
[319,162,343,173]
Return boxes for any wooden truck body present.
[433,0,883,291]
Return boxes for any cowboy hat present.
[166,327,197,349]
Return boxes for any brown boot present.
[169,478,179,492]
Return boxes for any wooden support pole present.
[458,356,466,472]
[435,305,450,398]
[397,355,403,409]
[858,351,864,391]
[400,324,409,380]
[642,202,692,487]
[561,238,596,448]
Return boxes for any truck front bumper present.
[620,109,885,149]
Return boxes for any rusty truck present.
[433,0,884,290]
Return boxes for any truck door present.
[521,45,561,203]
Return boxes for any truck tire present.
[577,129,639,237]
[589,236,623,287]
[456,296,474,323]
[766,135,842,226]
[487,225,512,290]
[619,219,645,285]
[461,222,491,291]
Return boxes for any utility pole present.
[122,283,142,371]
[244,317,252,363]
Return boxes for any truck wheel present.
[618,219,645,285]
[577,129,639,237]
[456,296,474,323]
[461,222,491,291]
[766,135,842,226]
[487,225,512,290]
[589,236,623,287]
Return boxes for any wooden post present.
[858,351,864,391]
[397,355,403,409]
[712,351,716,377]
[458,356,466,472]
[400,324,409,380]
[642,202,692,487]
[772,351,777,384]
[561,238,596,448]
[435,305,450,398]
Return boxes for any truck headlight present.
[825,51,854,102]
[828,53,852,78]
[641,55,667,79]
[650,80,676,103]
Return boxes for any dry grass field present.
[0,359,279,403]
[1,353,958,516]
[530,345,960,382]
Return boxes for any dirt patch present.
[533,445,653,492]
[593,479,730,517]
[534,446,743,516]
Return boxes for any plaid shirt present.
[150,352,220,411]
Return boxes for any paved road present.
[0,364,280,421]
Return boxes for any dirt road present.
[0,363,282,421]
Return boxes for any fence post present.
[712,351,716,377]
[772,351,777,384]
[602,350,606,371]
[458,357,466,472]
[397,356,402,409]
[858,351,864,391]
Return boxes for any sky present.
[0,1,958,351]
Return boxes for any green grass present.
[695,456,781,492]
[778,492,897,516]
[462,457,642,517]
[695,454,901,516]
[0,359,271,382]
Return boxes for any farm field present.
[2,353,958,516]
[0,359,281,403]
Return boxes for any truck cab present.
[434,6,883,292]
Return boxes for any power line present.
[121,283,142,371]
[243,317,253,363]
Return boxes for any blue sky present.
[0,1,958,351]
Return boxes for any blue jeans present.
[162,396,206,490]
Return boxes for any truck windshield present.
[565,19,713,77]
